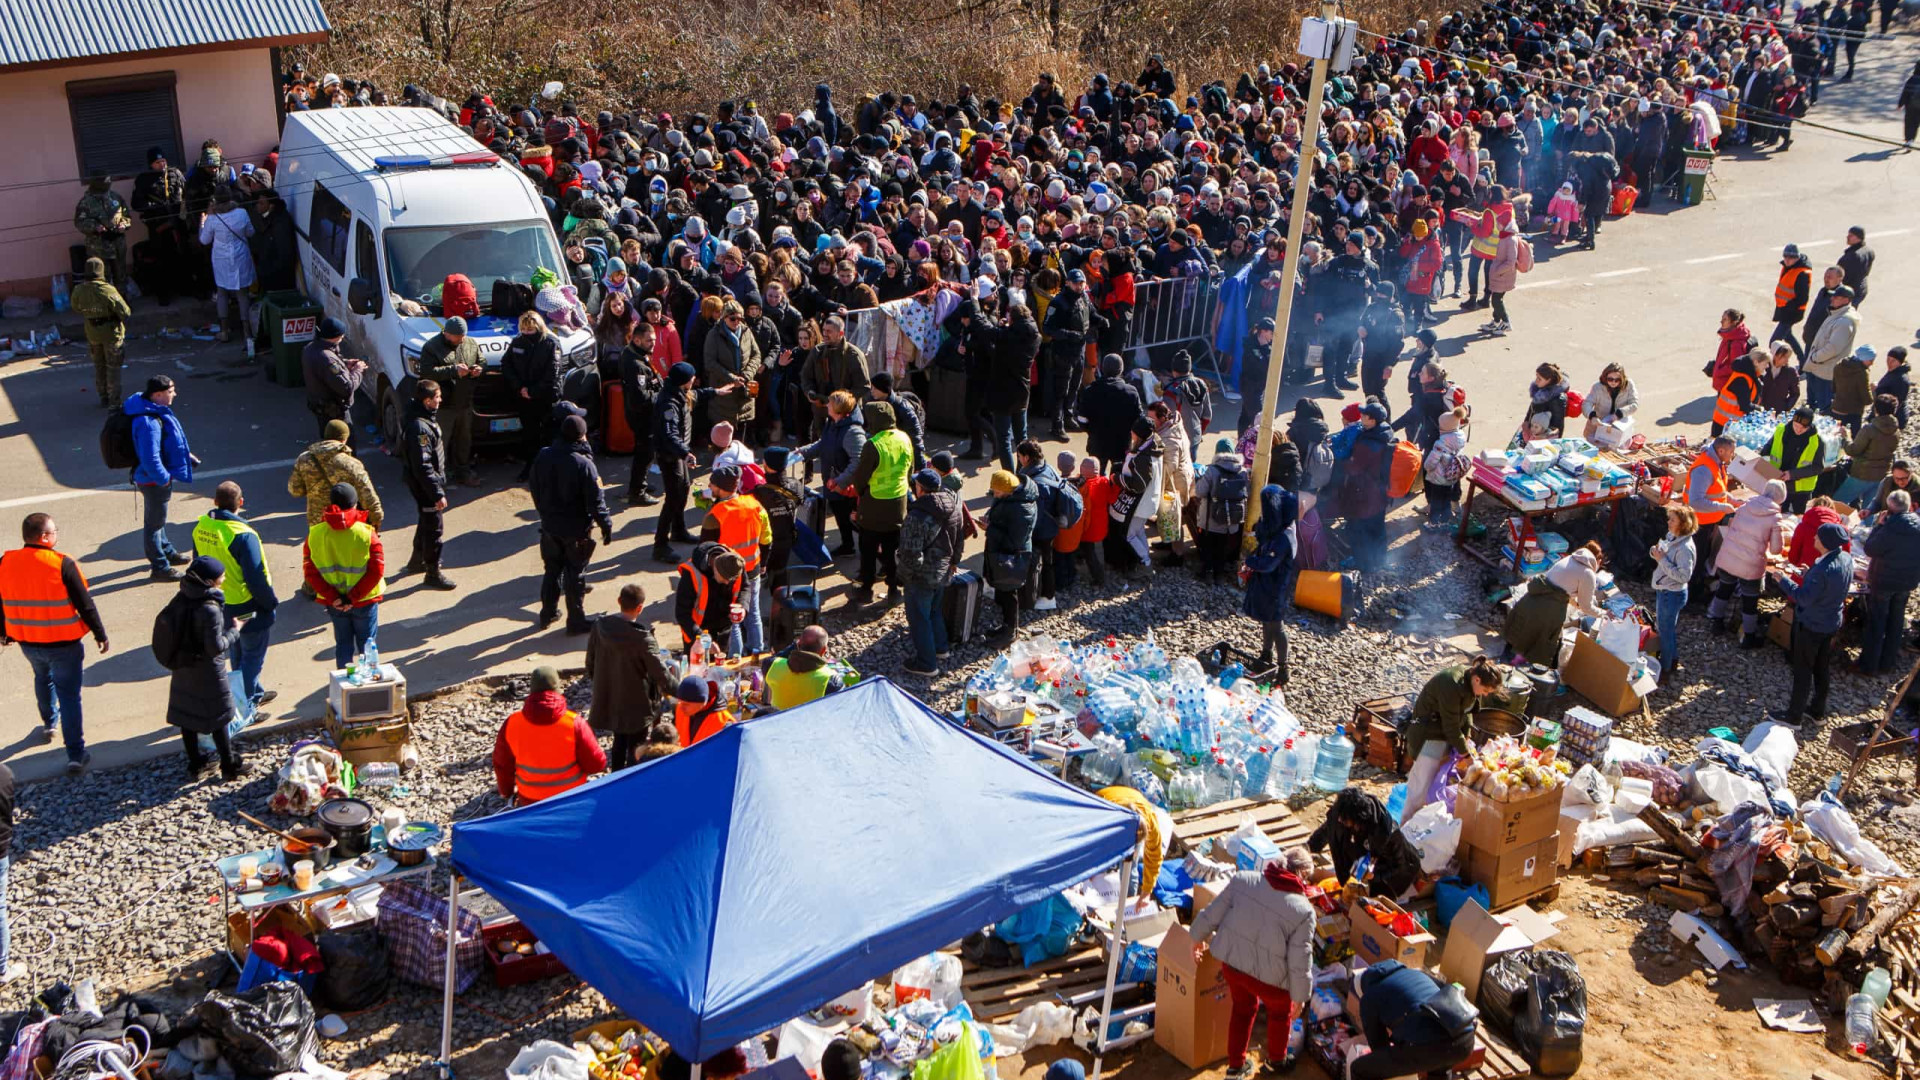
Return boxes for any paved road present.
[0,44,1914,782]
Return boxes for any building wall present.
[0,48,280,298]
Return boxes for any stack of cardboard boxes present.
[1455,784,1561,910]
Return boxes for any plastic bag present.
[776,1016,839,1075]
[1594,617,1641,664]
[1399,742,1450,824]
[188,982,317,1077]
[1511,951,1586,1077]
[1156,492,1181,544]
[1434,878,1490,931]
[1399,802,1463,874]
[1688,763,1767,812]
[1479,949,1535,1033]
[313,928,390,1013]
[991,1002,1073,1053]
[1561,765,1614,809]
[911,1024,984,1080]
[1804,793,1905,877]
[1741,722,1799,789]
[894,953,964,1009]
[507,1041,589,1080]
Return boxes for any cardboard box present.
[1455,784,1562,853]
[1099,904,1177,957]
[1464,834,1561,909]
[325,706,413,766]
[1769,605,1793,650]
[1556,811,1587,869]
[1348,896,1436,969]
[1561,631,1642,717]
[1438,899,1561,1003]
[1192,880,1225,920]
[1728,446,1785,493]
[1154,923,1232,1068]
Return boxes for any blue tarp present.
[450,678,1138,1060]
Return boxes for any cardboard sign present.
[1154,922,1231,1068]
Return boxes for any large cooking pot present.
[317,798,376,858]
[1470,708,1529,747]
[281,827,335,871]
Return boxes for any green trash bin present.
[260,290,321,387]
[1680,148,1715,207]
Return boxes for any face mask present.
[651,192,664,203]
[692,124,706,134]
[776,191,789,202]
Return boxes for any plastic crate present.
[1193,640,1279,685]
[483,920,570,987]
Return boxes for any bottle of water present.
[364,640,380,679]
[1312,726,1355,792]
[1083,733,1127,787]
[1385,783,1408,820]
[1846,992,1877,1056]
[358,761,400,788]
[1247,695,1297,746]
[1125,767,1167,809]
[1242,746,1274,798]
[1202,755,1237,806]
[1863,968,1893,1010]
[1218,661,1245,690]
[1272,739,1300,798]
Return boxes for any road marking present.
[1591,267,1649,278]
[1879,228,1913,237]
[1513,279,1566,290]
[1798,239,1837,247]
[1684,253,1744,264]
[0,457,302,510]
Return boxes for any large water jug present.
[1201,758,1237,806]
[1312,726,1355,792]
[1271,740,1301,798]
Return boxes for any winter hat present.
[1855,345,1877,364]
[530,666,563,692]
[1340,402,1364,425]
[989,470,1019,495]
[1098,353,1124,377]
[710,421,735,448]
[1782,243,1800,258]
[1764,479,1790,504]
[1816,522,1849,552]
[1412,219,1430,239]
[676,676,709,703]
[1043,1063,1086,1080]
[186,555,225,585]
[1361,402,1389,423]
[1131,417,1156,439]
[711,465,741,492]
[763,445,791,471]
[328,483,359,510]
[324,419,352,442]
[318,317,347,339]
[912,468,942,492]
[1056,450,1076,474]
[668,362,697,385]
[1214,437,1234,456]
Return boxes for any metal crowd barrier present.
[1124,274,1235,399]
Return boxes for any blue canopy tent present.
[439,678,1142,1075]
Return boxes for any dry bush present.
[300,0,1450,117]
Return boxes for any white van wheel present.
[380,380,404,449]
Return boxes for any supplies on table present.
[1456,738,1566,909]
[970,634,1309,811]
[568,1021,666,1080]
[1721,409,1843,467]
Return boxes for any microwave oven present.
[328,665,406,723]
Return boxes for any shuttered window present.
[67,73,183,180]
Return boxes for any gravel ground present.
[1,499,1913,1078]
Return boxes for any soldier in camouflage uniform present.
[70,258,131,408]
[73,178,131,290]
[130,147,189,303]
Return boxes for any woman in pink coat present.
[1709,478,1787,646]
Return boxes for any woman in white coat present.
[197,189,256,345]
[1583,362,1640,443]
[1709,478,1787,647]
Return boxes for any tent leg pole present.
[438,872,461,1080]
[691,1066,703,1080]
[1092,852,1135,1080]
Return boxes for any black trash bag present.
[1511,950,1586,1077]
[1478,949,1534,1033]
[188,982,316,1077]
[315,928,391,1012]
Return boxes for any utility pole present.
[1243,0,1349,550]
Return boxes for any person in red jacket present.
[1405,119,1450,183]
[1788,496,1847,568]
[1710,308,1757,392]
[492,666,606,805]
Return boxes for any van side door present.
[348,218,387,360]
[306,181,352,325]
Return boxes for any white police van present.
[278,107,594,445]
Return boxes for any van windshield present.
[383,221,563,307]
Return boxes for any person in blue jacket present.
[125,375,197,581]
[1241,484,1298,686]
[1350,960,1477,1080]
[1769,521,1854,725]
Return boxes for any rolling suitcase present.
[944,570,983,644]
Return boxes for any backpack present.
[1206,466,1251,530]
[1513,237,1535,273]
[492,280,534,319]
[1388,439,1425,499]
[1303,438,1335,492]
[1052,474,1084,531]
[101,409,138,470]
[149,599,200,672]
[1427,441,1470,484]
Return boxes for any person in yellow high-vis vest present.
[302,484,384,669]
[191,481,279,713]
[1764,408,1828,513]
[847,400,913,603]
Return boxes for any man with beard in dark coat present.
[1076,354,1147,472]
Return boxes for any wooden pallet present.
[1464,1022,1533,1080]
[1171,797,1313,855]
[962,945,1116,1021]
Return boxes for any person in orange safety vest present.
[700,465,770,652]
[0,512,109,772]
[673,676,735,747]
[491,665,606,804]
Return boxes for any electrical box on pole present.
[1298,16,1358,71]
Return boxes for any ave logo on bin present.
[282,315,317,343]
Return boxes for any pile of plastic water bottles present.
[964,632,1353,811]
[1721,409,1844,466]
